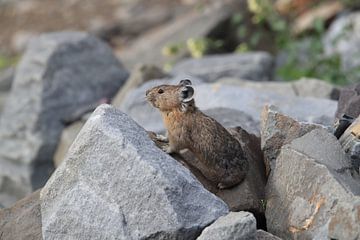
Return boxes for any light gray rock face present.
[261,105,324,174]
[121,81,337,133]
[324,12,360,82]
[266,128,360,239]
[0,32,128,207]
[172,52,273,82]
[40,104,228,240]
[219,77,339,100]
[197,211,257,240]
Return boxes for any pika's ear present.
[181,86,194,103]
[179,79,192,86]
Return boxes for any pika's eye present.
[158,89,164,94]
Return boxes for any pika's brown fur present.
[146,79,249,189]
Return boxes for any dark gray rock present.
[0,190,42,240]
[266,128,360,239]
[172,52,273,82]
[40,104,228,240]
[0,67,14,92]
[324,12,360,83]
[0,31,128,207]
[335,83,360,119]
[197,211,257,240]
[261,105,324,174]
[121,81,337,133]
[255,230,282,240]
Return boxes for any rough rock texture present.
[119,1,239,68]
[255,230,282,240]
[121,80,337,133]
[197,211,257,240]
[40,104,228,240]
[339,115,360,171]
[112,64,168,107]
[266,128,360,239]
[335,82,360,119]
[172,52,273,82]
[219,77,339,100]
[0,32,128,207]
[324,12,360,83]
[0,190,42,240]
[261,105,324,174]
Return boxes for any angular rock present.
[255,230,282,240]
[335,82,360,119]
[197,211,257,240]
[121,80,337,133]
[0,190,42,240]
[339,115,360,171]
[172,52,273,82]
[324,12,360,83]
[112,64,168,107]
[266,128,360,239]
[40,104,228,240]
[0,32,128,207]
[261,105,324,174]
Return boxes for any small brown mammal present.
[146,79,249,189]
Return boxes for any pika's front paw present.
[161,145,174,154]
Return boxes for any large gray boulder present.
[266,128,360,239]
[324,12,360,83]
[121,81,337,133]
[197,211,257,240]
[0,32,128,207]
[172,52,273,82]
[40,104,228,240]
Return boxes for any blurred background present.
[0,0,360,84]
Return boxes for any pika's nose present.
[145,89,150,96]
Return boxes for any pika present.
[146,79,249,189]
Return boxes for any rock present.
[339,115,360,171]
[112,64,168,107]
[219,77,339,100]
[121,81,337,133]
[0,92,8,114]
[117,1,239,68]
[40,104,228,240]
[197,211,257,240]
[255,230,282,240]
[335,82,360,119]
[324,12,360,83]
[266,128,360,239]
[0,190,42,240]
[261,105,324,174]
[328,199,360,240]
[53,120,85,168]
[172,52,274,82]
[0,32,128,207]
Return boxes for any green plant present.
[0,54,18,70]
